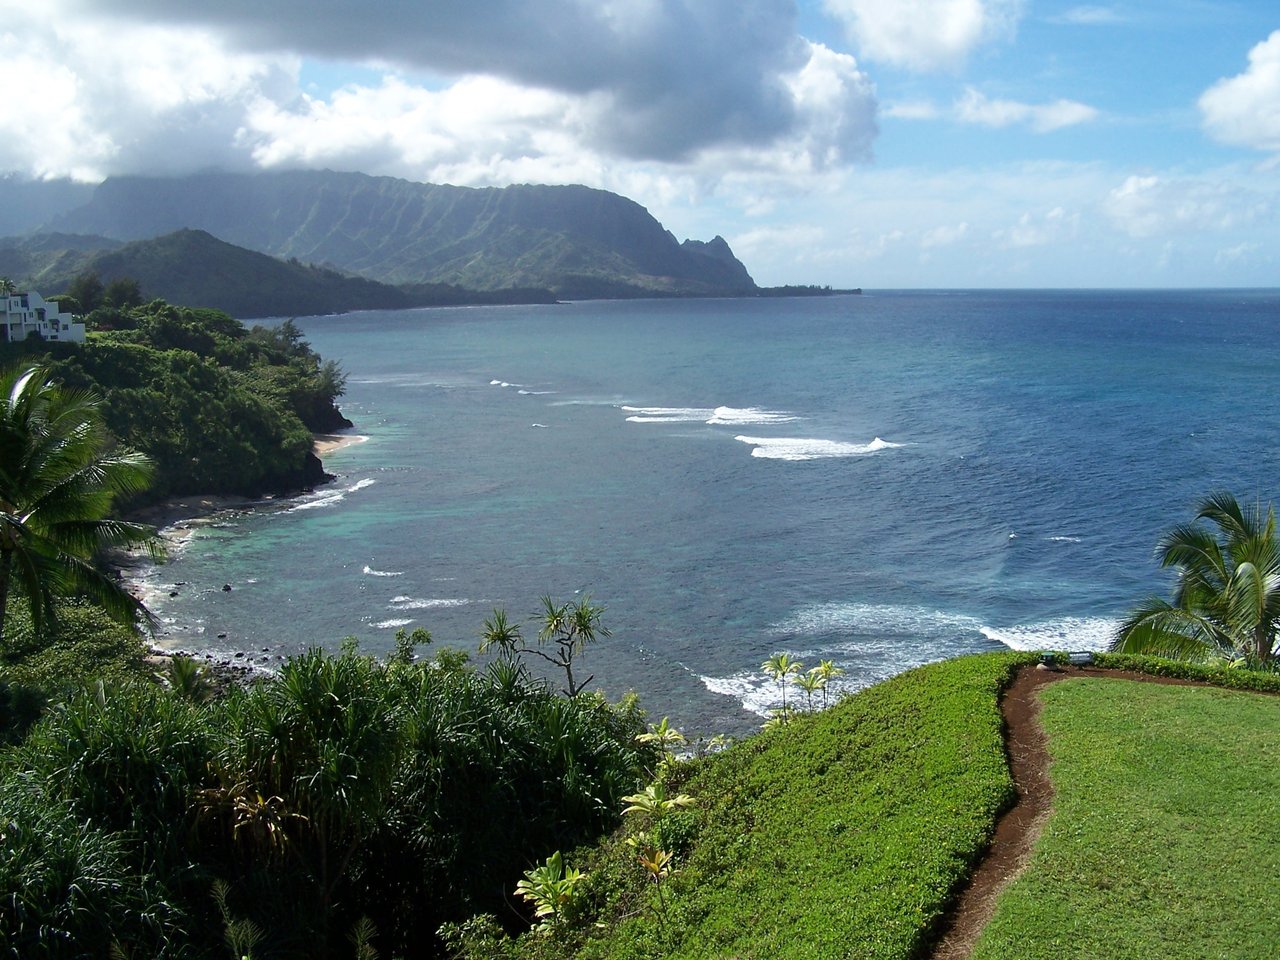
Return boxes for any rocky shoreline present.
[120,432,369,684]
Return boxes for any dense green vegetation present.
[971,677,1280,959]
[441,652,1038,960]
[1114,492,1280,665]
[0,602,152,744]
[0,364,159,646]
[46,171,758,296]
[23,231,560,318]
[1,302,349,503]
[0,639,656,959]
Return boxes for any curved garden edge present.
[926,661,1275,960]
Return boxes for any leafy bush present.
[1091,651,1280,692]
[0,778,180,959]
[0,644,654,958]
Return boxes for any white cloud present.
[242,40,875,193]
[55,0,838,163]
[993,206,1079,247]
[1105,174,1274,238]
[1214,241,1260,265]
[823,0,1024,72]
[1199,30,1280,155]
[2,3,876,188]
[0,10,295,181]
[921,222,969,247]
[1048,6,1124,26]
[883,100,942,120]
[955,88,1098,132]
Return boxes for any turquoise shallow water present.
[142,290,1280,734]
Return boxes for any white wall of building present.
[1,290,86,343]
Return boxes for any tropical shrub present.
[0,642,655,958]
[1114,492,1280,665]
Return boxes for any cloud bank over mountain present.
[2,0,1279,287]
[19,0,874,183]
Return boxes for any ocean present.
[139,290,1280,735]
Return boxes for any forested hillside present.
[0,301,348,503]
[47,170,758,297]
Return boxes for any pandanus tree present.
[1113,492,1280,665]
[0,365,160,646]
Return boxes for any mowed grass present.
[971,678,1280,960]
[507,652,1037,960]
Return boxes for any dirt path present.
[927,664,1220,960]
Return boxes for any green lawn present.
[971,678,1280,960]
[496,652,1038,960]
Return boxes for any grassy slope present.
[510,652,1037,960]
[971,678,1280,960]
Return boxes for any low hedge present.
[1089,652,1280,694]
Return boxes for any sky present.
[1,0,1278,287]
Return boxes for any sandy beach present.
[313,432,368,456]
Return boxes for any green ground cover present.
[971,678,1280,960]
[484,652,1037,960]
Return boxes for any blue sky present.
[2,1,1278,287]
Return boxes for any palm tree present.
[762,652,803,711]
[1113,492,1280,665]
[0,365,160,645]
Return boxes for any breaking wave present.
[623,405,800,425]
[288,477,376,512]
[734,436,903,460]
[980,617,1119,652]
[389,596,472,610]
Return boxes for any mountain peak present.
[48,170,756,299]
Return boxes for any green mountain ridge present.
[46,170,758,298]
[8,229,560,318]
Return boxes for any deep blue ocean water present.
[141,290,1280,734]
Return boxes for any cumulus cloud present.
[822,0,1024,72]
[1105,174,1274,238]
[3,1,877,188]
[58,0,849,163]
[954,88,1098,132]
[241,39,875,191]
[1199,30,1280,155]
[0,7,295,181]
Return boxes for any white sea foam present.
[374,618,415,629]
[622,405,800,425]
[735,436,903,461]
[699,602,987,717]
[363,565,404,577]
[622,405,715,423]
[389,596,472,610]
[518,390,557,396]
[706,406,801,425]
[773,602,984,639]
[700,672,778,717]
[1048,535,1083,543]
[980,617,1120,652]
[288,477,376,512]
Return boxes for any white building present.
[1,290,86,343]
